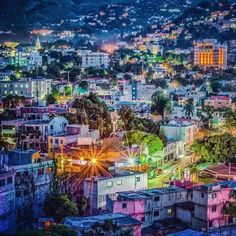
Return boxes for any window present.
[154,210,159,217]
[0,179,5,187]
[201,193,204,198]
[38,168,44,176]
[141,217,145,222]
[209,220,213,228]
[154,196,160,201]
[167,208,172,215]
[122,203,127,209]
[117,179,122,185]
[50,125,53,129]
[7,177,12,184]
[136,177,140,182]
[212,205,217,212]
[107,181,113,187]
[212,193,217,198]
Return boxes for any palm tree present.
[0,136,9,151]
[151,91,172,122]
[202,105,215,129]
[183,98,195,118]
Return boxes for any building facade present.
[0,77,51,101]
[107,187,188,228]
[83,170,148,213]
[82,52,109,68]
[194,39,227,69]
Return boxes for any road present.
[148,153,198,188]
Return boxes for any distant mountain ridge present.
[0,0,205,30]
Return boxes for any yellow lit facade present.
[194,40,227,69]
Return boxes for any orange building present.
[194,39,227,69]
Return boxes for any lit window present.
[212,193,217,198]
[107,181,113,187]
[167,208,172,215]
[117,179,122,185]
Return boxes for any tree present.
[118,106,142,131]
[191,133,236,163]
[124,131,164,155]
[211,80,222,93]
[79,81,88,90]
[46,94,57,105]
[72,93,112,137]
[151,91,172,122]
[49,224,77,236]
[202,105,215,128]
[183,98,195,118]
[43,194,78,223]
[0,136,10,150]
[64,85,72,96]
[77,196,88,216]
[224,109,236,129]
[16,229,46,236]
[15,225,77,236]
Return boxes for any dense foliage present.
[43,194,78,223]
[124,130,164,155]
[191,133,236,163]
[69,93,112,137]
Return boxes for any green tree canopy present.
[71,93,112,137]
[183,98,195,118]
[191,133,236,163]
[43,194,78,223]
[124,130,164,155]
[151,91,172,121]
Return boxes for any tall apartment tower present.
[194,39,227,69]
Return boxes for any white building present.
[0,77,51,101]
[160,120,198,145]
[22,116,68,151]
[121,83,156,102]
[82,52,110,68]
[28,51,42,68]
[83,170,148,213]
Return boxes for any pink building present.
[192,182,235,231]
[204,95,235,110]
[107,187,188,228]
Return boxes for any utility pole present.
[228,162,231,181]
